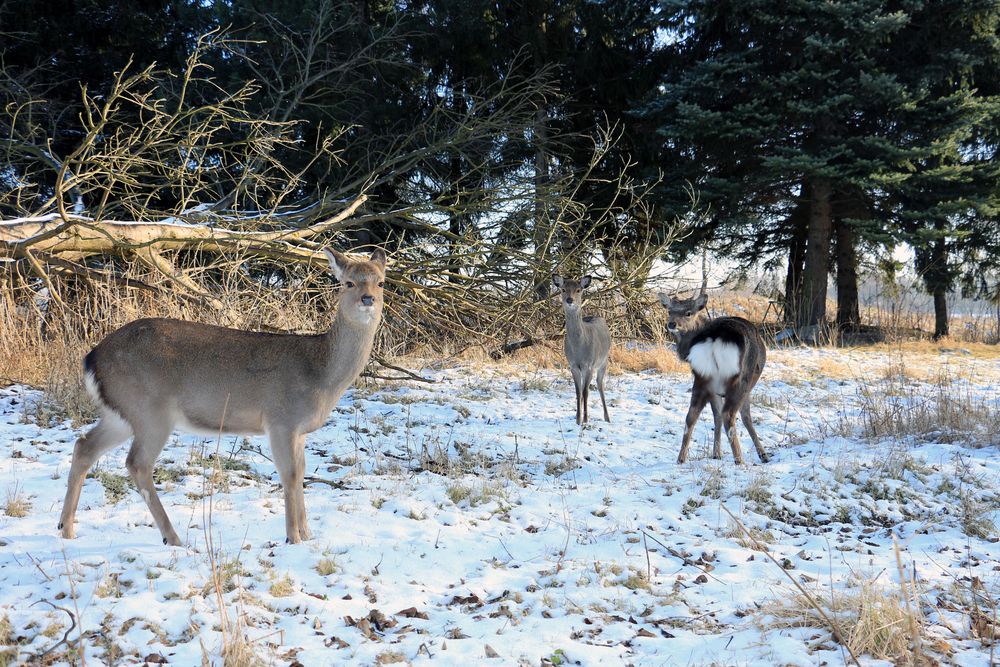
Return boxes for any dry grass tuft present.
[3,484,30,518]
[725,521,774,551]
[315,557,338,576]
[268,574,295,598]
[765,573,929,665]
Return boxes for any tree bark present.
[447,87,467,283]
[783,187,810,325]
[932,234,949,339]
[797,178,834,331]
[0,195,366,262]
[835,216,860,329]
[531,8,550,302]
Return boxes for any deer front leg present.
[270,428,305,544]
[571,369,583,425]
[293,434,312,541]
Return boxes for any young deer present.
[58,248,386,545]
[553,275,611,424]
[658,288,768,465]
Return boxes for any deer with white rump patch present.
[58,248,386,545]
[658,284,768,465]
[553,275,611,425]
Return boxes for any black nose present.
[361,295,374,306]
[668,322,677,330]
[565,298,574,305]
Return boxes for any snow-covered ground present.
[1,347,999,666]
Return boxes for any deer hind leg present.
[125,421,181,545]
[741,403,768,463]
[581,367,593,424]
[709,393,724,459]
[59,412,132,539]
[678,384,710,464]
[722,387,745,465]
[270,428,307,544]
[596,364,610,423]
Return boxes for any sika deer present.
[553,275,611,424]
[658,287,768,465]
[58,248,387,545]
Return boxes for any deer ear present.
[369,247,386,270]
[694,292,708,311]
[552,275,563,288]
[657,292,672,308]
[323,248,349,282]
[580,275,592,288]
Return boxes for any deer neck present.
[563,307,586,340]
[674,329,696,362]
[673,316,710,362]
[322,307,380,389]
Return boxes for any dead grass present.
[874,338,1000,360]
[0,614,14,667]
[268,573,295,598]
[315,557,338,576]
[609,344,686,375]
[2,484,30,518]
[764,573,930,665]
[0,259,337,416]
[851,368,1000,447]
[725,521,774,551]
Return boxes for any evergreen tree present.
[887,1,1000,338]
[639,0,1000,333]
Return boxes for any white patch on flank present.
[688,338,741,394]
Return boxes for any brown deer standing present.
[658,285,768,465]
[553,275,611,424]
[58,248,386,545]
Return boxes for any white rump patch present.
[688,339,741,392]
[85,369,132,432]
[83,369,102,404]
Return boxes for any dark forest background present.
[2,0,999,340]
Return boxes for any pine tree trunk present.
[932,235,949,339]
[783,191,810,326]
[933,288,949,339]
[532,106,549,301]
[797,178,833,332]
[531,11,550,303]
[447,88,467,284]
[835,217,860,329]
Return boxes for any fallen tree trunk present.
[0,195,367,263]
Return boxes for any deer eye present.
[685,310,692,316]
[377,282,384,288]
[345,281,355,289]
